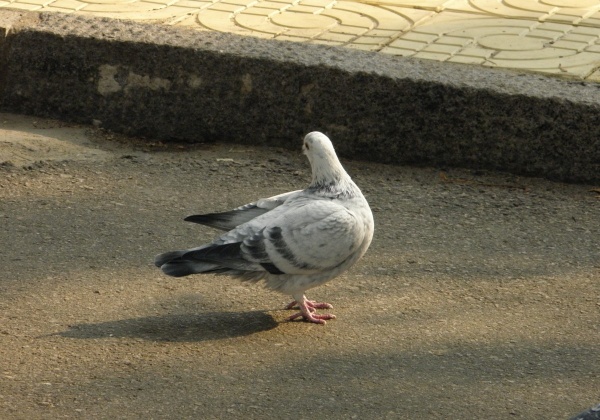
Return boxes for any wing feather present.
[184,190,302,230]
[229,198,364,275]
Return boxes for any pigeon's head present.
[302,131,335,159]
[303,132,349,186]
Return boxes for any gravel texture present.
[0,113,598,419]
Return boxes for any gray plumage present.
[154,131,374,323]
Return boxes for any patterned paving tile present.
[0,0,599,81]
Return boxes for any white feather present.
[155,132,374,323]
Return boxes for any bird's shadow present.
[57,311,278,342]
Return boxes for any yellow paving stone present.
[413,50,450,60]
[284,27,328,37]
[365,28,401,37]
[80,2,161,12]
[168,13,198,25]
[197,9,238,30]
[352,35,389,45]
[209,2,247,13]
[261,0,295,4]
[235,13,283,33]
[478,34,546,51]
[18,0,51,6]
[534,21,572,33]
[47,0,85,10]
[551,40,589,51]
[494,0,553,14]
[344,42,379,51]
[421,43,459,54]
[562,63,600,79]
[561,33,597,43]
[275,34,310,42]
[331,2,418,30]
[586,68,600,82]
[238,6,277,16]
[491,51,600,70]
[94,6,198,18]
[45,5,78,12]
[437,35,472,46]
[446,24,530,39]
[579,13,600,29]
[240,29,275,37]
[542,6,600,25]
[311,38,344,46]
[361,0,451,11]
[221,0,257,6]
[560,51,600,67]
[543,14,586,26]
[271,12,337,29]
[379,46,414,55]
[571,25,600,36]
[321,8,373,29]
[447,55,485,64]
[546,0,600,6]
[3,2,42,9]
[173,0,202,5]
[445,0,545,20]
[409,13,535,37]
[586,44,600,53]
[366,5,433,30]
[143,0,176,5]
[493,47,577,61]
[316,31,355,42]
[388,38,425,50]
[326,26,369,35]
[526,29,567,41]
[399,31,437,43]
[286,5,320,13]
[175,0,215,5]
[251,1,286,9]
[81,0,138,4]
[0,0,598,81]
[300,0,334,7]
[457,46,493,58]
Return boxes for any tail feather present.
[155,242,265,278]
[184,206,267,231]
[161,260,225,277]
[154,250,187,267]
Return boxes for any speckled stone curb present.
[0,10,599,183]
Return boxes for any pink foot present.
[285,296,335,324]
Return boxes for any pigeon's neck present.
[308,151,356,195]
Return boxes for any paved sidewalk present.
[2,0,600,82]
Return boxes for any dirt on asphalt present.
[0,113,598,419]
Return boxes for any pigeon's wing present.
[184,190,302,231]
[162,198,365,277]
[235,198,365,275]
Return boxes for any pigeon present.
[154,132,374,324]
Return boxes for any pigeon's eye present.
[304,142,309,150]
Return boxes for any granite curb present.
[0,10,598,183]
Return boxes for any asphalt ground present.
[0,113,599,419]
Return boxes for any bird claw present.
[285,297,335,324]
[285,299,333,310]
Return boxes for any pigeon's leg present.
[285,296,333,310]
[286,294,335,324]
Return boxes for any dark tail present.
[154,242,261,278]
